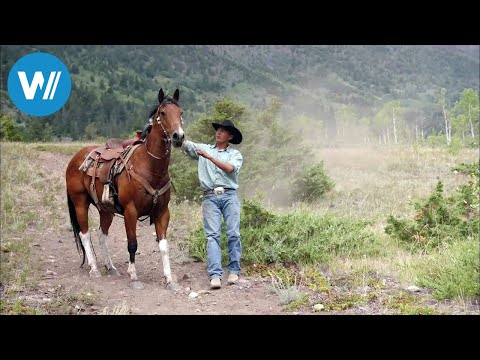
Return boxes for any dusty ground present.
[7,150,478,316]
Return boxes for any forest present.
[1,45,478,146]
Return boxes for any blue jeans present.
[202,190,241,280]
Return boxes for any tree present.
[373,101,403,144]
[84,122,99,140]
[452,88,479,139]
[438,88,452,145]
[0,115,22,141]
[335,104,355,140]
[22,118,54,142]
[389,101,401,144]
[294,113,323,143]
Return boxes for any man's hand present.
[195,148,210,160]
[195,148,234,173]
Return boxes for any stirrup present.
[102,184,111,203]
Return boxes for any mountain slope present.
[1,45,478,140]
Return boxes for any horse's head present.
[152,88,185,148]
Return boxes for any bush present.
[0,115,22,141]
[291,161,335,202]
[187,197,381,265]
[447,136,462,155]
[425,133,447,147]
[451,161,480,177]
[241,196,276,228]
[385,176,479,252]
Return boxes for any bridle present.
[144,101,179,160]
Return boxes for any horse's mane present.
[148,107,157,120]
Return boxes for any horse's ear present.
[158,88,165,103]
[173,88,179,102]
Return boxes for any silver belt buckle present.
[213,186,225,195]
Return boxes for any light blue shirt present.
[182,140,243,192]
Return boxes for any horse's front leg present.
[155,207,179,291]
[124,204,143,289]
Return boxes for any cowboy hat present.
[212,119,243,144]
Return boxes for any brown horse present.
[65,88,184,290]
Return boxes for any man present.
[182,119,243,289]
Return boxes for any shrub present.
[0,115,22,141]
[187,197,381,264]
[385,175,479,252]
[291,161,335,202]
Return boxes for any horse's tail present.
[67,191,86,267]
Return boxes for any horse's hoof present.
[89,269,102,278]
[129,281,144,290]
[107,268,121,276]
[166,282,181,292]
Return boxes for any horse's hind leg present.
[124,204,143,289]
[155,207,179,291]
[75,195,101,278]
[98,211,120,276]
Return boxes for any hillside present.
[1,45,478,140]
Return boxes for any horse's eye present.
[160,111,166,116]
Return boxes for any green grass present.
[0,237,33,294]
[0,299,45,315]
[0,142,76,314]
[32,142,98,156]
[386,292,444,315]
[1,143,40,306]
[323,293,366,311]
[414,239,479,300]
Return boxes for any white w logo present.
[17,71,62,100]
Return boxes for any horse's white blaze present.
[80,231,99,273]
[98,230,116,271]
[127,262,138,281]
[158,239,172,283]
[176,126,184,138]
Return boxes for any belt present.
[204,187,235,195]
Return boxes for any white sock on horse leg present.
[158,239,172,283]
[127,262,138,281]
[98,229,116,271]
[79,231,99,274]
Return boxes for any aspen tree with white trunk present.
[438,88,452,145]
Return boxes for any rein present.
[144,137,170,160]
[144,104,172,160]
[130,100,180,220]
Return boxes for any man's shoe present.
[227,273,239,285]
[210,277,221,289]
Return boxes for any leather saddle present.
[84,131,143,184]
